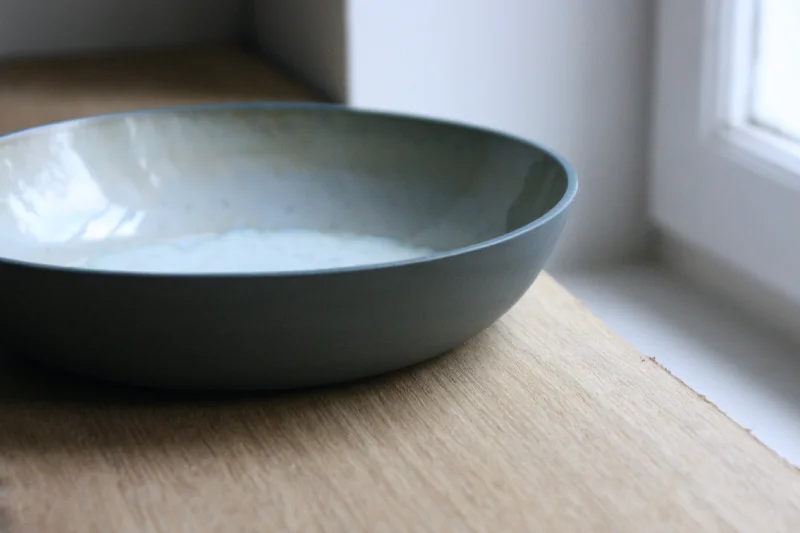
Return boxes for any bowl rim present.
[0,101,578,278]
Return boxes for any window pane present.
[750,0,800,142]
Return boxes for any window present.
[652,0,800,303]
[751,0,800,144]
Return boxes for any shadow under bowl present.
[0,103,576,390]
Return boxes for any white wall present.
[257,0,654,271]
[0,0,241,59]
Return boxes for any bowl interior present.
[0,105,570,272]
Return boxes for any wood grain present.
[0,47,799,533]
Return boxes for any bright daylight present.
[751,0,800,143]
[0,1,800,531]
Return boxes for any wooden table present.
[1,47,799,533]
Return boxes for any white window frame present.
[652,0,800,303]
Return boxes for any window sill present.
[555,259,800,467]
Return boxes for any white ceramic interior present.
[0,104,567,272]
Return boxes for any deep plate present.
[0,103,576,390]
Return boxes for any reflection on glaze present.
[4,130,146,243]
[0,106,570,270]
[79,228,436,274]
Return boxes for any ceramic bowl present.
[0,103,576,390]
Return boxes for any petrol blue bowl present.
[0,103,576,390]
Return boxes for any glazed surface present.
[0,106,568,272]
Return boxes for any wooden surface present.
[0,46,322,135]
[1,47,800,533]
